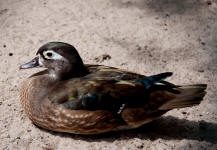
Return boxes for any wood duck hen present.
[20,42,207,134]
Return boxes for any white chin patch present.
[43,50,64,60]
[49,70,56,78]
[37,55,44,66]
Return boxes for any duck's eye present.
[46,52,53,57]
[43,50,63,60]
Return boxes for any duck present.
[20,42,207,134]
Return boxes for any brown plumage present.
[20,42,207,134]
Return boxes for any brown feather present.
[159,84,207,110]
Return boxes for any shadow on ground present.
[110,0,204,15]
[38,116,217,144]
[108,0,217,70]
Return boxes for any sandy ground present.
[0,0,217,149]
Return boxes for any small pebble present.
[120,62,127,66]
[198,69,204,73]
[162,60,167,63]
[3,44,6,48]
[102,54,111,60]
[133,139,144,149]
[94,54,111,63]
[207,0,212,5]
[9,53,13,56]
[136,45,142,50]
[182,111,187,114]
[201,42,206,46]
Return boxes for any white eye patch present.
[43,50,64,60]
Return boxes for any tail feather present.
[159,84,207,110]
[137,72,173,88]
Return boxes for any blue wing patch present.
[136,72,173,89]
[81,93,100,107]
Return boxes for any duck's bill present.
[20,57,40,69]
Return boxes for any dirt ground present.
[0,0,217,149]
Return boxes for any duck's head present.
[20,42,87,80]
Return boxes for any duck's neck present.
[49,64,88,81]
